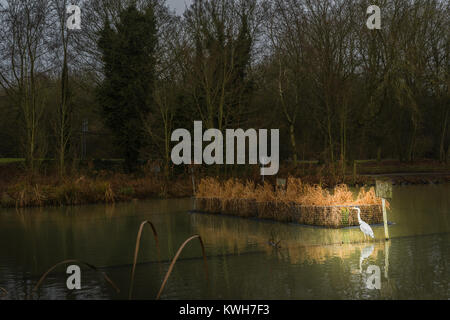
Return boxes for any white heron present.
[353,207,374,241]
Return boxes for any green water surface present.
[0,184,448,300]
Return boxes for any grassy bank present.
[0,171,192,208]
[1,159,449,209]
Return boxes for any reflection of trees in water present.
[386,234,449,299]
[2,204,162,276]
[191,213,419,299]
[191,214,409,299]
[191,213,387,265]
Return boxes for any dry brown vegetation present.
[196,177,388,207]
[0,171,193,208]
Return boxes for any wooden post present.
[261,156,267,184]
[382,198,389,240]
[376,179,392,241]
[384,239,390,279]
[190,166,196,195]
[276,178,287,191]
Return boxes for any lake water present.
[0,184,449,300]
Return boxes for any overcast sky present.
[0,1,193,15]
[167,0,192,15]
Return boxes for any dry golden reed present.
[196,177,386,207]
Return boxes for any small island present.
[195,177,386,228]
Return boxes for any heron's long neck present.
[357,209,362,223]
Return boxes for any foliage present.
[97,4,157,172]
[0,0,448,177]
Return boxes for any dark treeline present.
[0,0,448,177]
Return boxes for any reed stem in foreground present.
[0,287,8,298]
[156,235,208,300]
[129,220,160,299]
[32,259,120,297]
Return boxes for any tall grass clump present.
[1,172,193,208]
[196,176,386,207]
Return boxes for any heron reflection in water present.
[359,244,375,273]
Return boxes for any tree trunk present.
[289,122,298,164]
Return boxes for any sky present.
[0,0,193,15]
[166,0,193,15]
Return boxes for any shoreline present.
[1,166,449,209]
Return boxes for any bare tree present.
[47,0,83,177]
[142,7,184,177]
[0,0,51,174]
[184,0,257,131]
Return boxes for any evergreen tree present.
[97,4,157,172]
